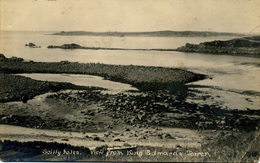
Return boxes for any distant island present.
[47,43,175,51]
[47,36,260,57]
[51,30,244,37]
[175,35,260,57]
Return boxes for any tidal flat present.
[0,54,259,162]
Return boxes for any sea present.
[0,30,259,110]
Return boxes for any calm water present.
[18,73,137,92]
[1,31,259,110]
[0,30,240,62]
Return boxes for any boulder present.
[93,136,100,141]
[25,42,41,48]
[0,53,6,59]
[9,57,24,62]
[25,42,36,47]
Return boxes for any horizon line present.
[0,29,252,34]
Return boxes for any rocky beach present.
[1,0,260,161]
[0,53,259,162]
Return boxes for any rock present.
[164,133,175,139]
[9,57,24,62]
[114,138,121,141]
[93,136,101,141]
[21,96,29,103]
[1,116,8,122]
[25,42,41,48]
[107,125,113,129]
[88,111,95,116]
[123,143,131,147]
[25,43,36,47]
[220,132,225,136]
[0,53,6,60]
[130,117,136,124]
[137,114,144,121]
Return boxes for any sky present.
[0,0,260,33]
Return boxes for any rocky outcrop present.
[25,42,41,48]
[0,54,25,62]
[0,54,6,60]
[48,43,81,49]
[9,57,24,62]
[25,42,36,47]
[175,36,260,57]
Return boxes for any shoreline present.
[44,35,260,58]
[0,54,206,92]
[1,54,260,162]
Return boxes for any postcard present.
[0,0,259,162]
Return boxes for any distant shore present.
[47,43,176,51]
[46,35,260,57]
[175,36,260,57]
[51,30,244,37]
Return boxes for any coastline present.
[45,35,260,58]
[0,54,259,162]
[0,54,206,92]
[175,36,260,57]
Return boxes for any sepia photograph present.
[0,0,259,162]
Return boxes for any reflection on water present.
[18,73,138,92]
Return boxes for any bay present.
[1,30,259,110]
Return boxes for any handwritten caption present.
[42,149,211,158]
[42,149,80,156]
